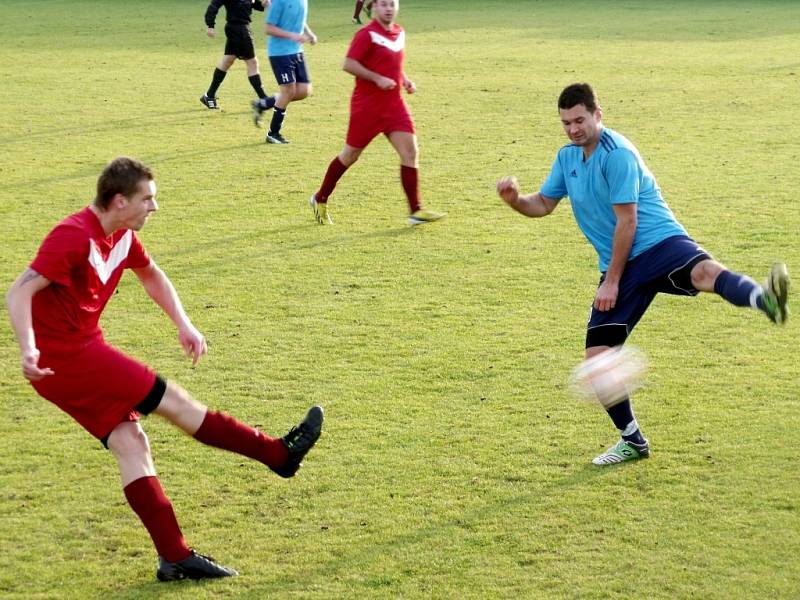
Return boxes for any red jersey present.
[347,20,406,107]
[30,207,151,352]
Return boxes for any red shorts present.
[346,93,415,149]
[32,339,157,440]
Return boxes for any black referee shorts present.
[224,23,256,60]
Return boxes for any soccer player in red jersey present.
[6,157,324,582]
[310,0,445,226]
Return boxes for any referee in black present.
[201,0,270,110]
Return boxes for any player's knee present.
[108,423,150,459]
[300,84,312,99]
[340,148,361,166]
[690,259,724,290]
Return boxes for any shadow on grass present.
[2,139,265,192]
[0,110,200,147]
[102,578,224,600]
[158,223,417,281]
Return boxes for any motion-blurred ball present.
[569,345,647,408]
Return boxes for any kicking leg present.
[691,258,790,324]
[153,381,323,478]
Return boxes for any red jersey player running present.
[6,157,323,582]
[310,0,444,226]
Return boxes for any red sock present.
[124,476,191,563]
[400,165,421,213]
[317,157,349,202]
[193,410,288,467]
[354,0,365,18]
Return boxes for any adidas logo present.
[569,169,578,178]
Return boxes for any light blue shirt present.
[266,0,307,57]
[540,127,687,272]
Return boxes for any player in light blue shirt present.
[497,83,789,466]
[540,126,687,273]
[251,0,317,143]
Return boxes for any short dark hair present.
[94,157,154,209]
[558,83,599,113]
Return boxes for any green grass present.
[1,0,799,597]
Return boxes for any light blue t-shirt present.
[540,127,687,272]
[266,0,307,57]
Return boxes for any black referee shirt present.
[205,0,264,28]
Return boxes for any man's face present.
[373,0,397,25]
[121,179,158,231]
[559,104,602,149]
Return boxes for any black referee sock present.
[248,74,267,99]
[269,107,286,135]
[207,68,227,98]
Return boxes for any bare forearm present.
[6,269,49,355]
[6,287,37,355]
[605,218,636,283]
[266,23,301,41]
[509,192,556,218]
[139,265,192,330]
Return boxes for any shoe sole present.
[266,136,288,144]
[309,195,322,224]
[768,263,790,324]
[408,215,445,226]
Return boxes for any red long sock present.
[400,165,421,213]
[317,157,349,202]
[193,410,288,467]
[354,0,365,19]
[124,476,191,563]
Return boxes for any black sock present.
[258,96,276,110]
[248,74,267,99]
[269,107,286,135]
[207,68,227,98]
[606,398,646,445]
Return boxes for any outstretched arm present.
[343,57,396,90]
[496,176,558,218]
[132,262,207,366]
[6,268,55,381]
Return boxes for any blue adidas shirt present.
[540,127,687,272]
[266,0,307,57]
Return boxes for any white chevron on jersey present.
[88,230,132,284]
[368,29,405,53]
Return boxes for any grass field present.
[1,0,799,597]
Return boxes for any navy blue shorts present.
[585,235,712,348]
[269,52,310,85]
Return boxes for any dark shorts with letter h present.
[269,52,310,85]
[585,235,711,348]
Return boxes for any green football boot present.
[592,438,650,466]
[762,262,790,324]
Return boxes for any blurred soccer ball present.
[569,345,647,408]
